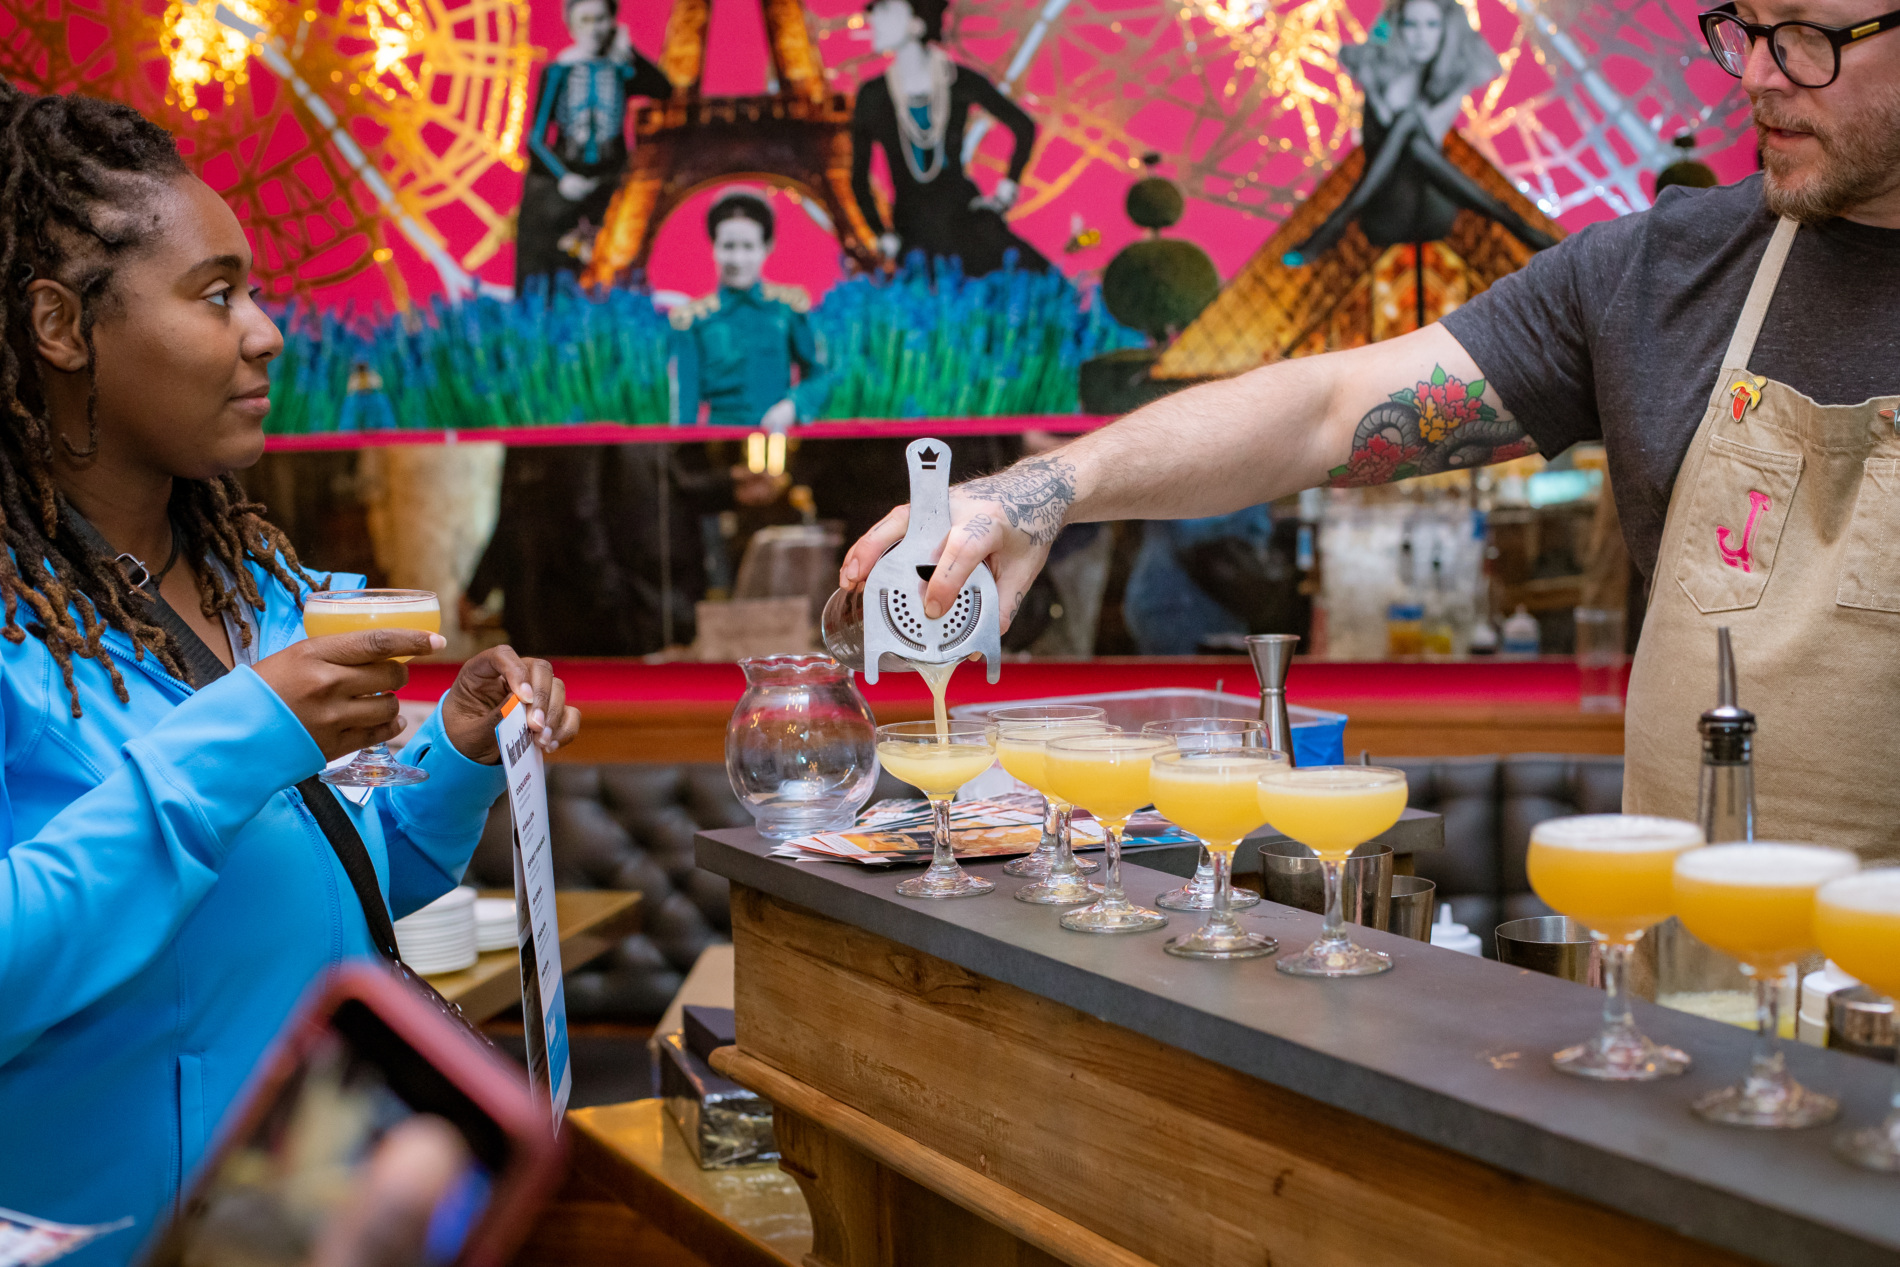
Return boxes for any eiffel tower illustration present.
[580,0,883,287]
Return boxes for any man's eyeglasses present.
[1700,2,1900,88]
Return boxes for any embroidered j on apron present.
[1624,216,1900,864]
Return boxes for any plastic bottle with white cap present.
[1431,904,1483,956]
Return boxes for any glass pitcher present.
[726,654,879,839]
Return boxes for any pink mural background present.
[3,0,1759,315]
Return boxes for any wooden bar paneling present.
[728,886,1757,1267]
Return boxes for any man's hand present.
[838,452,1078,633]
[557,172,598,202]
[439,646,582,764]
[256,630,444,763]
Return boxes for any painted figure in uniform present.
[515,0,670,288]
[851,0,1050,277]
[670,192,832,429]
[1284,0,1556,265]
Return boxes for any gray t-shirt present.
[1441,172,1900,580]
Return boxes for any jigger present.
[1246,634,1300,764]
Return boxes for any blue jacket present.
[0,564,506,1264]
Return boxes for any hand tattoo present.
[960,513,996,544]
[957,456,1077,546]
[1327,365,1536,487]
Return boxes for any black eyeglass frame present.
[1699,2,1900,87]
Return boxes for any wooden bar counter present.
[687,827,1899,1267]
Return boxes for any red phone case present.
[150,963,565,1267]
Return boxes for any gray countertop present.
[697,826,1900,1266]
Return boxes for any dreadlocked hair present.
[0,83,323,717]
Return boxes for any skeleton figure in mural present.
[1283,0,1558,266]
[515,0,671,288]
[852,0,1050,277]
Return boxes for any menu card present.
[497,695,570,1129]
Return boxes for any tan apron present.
[1625,217,1900,864]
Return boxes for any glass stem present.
[1048,803,1078,877]
[1748,967,1785,1084]
[1208,846,1238,936]
[1192,845,1215,894]
[1599,938,1635,1038]
[1101,821,1127,908]
[1039,795,1060,860]
[926,795,959,880]
[1320,857,1346,943]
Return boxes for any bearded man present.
[840,0,1900,864]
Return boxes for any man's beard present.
[1756,90,1900,222]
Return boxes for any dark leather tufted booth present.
[464,764,919,1024]
[465,765,751,1022]
[1384,753,1626,953]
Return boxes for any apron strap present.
[1722,216,1799,369]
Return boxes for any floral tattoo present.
[1327,365,1535,486]
[957,455,1077,546]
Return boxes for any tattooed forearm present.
[957,455,1077,546]
[1326,364,1536,487]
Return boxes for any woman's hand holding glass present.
[256,626,442,764]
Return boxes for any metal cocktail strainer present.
[820,438,1002,684]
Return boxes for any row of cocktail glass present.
[873,705,1407,976]
[872,704,1900,1172]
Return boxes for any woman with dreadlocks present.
[0,83,581,1256]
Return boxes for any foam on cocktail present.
[1673,843,1859,969]
[1527,815,1702,942]
[1150,756,1273,849]
[1816,870,1900,999]
[1256,767,1407,860]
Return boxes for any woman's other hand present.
[256,629,445,762]
[439,645,582,764]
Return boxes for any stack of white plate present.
[475,898,517,953]
[394,886,478,974]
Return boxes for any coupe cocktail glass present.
[1673,843,1859,1127]
[1045,733,1174,933]
[303,589,441,788]
[1257,765,1408,977]
[1141,719,1265,913]
[986,704,1105,879]
[1151,748,1285,959]
[876,721,999,898]
[996,720,1118,904]
[1526,815,1704,1079]
[1816,869,1900,1169]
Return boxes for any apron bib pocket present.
[1672,436,1802,613]
[1835,456,1900,612]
